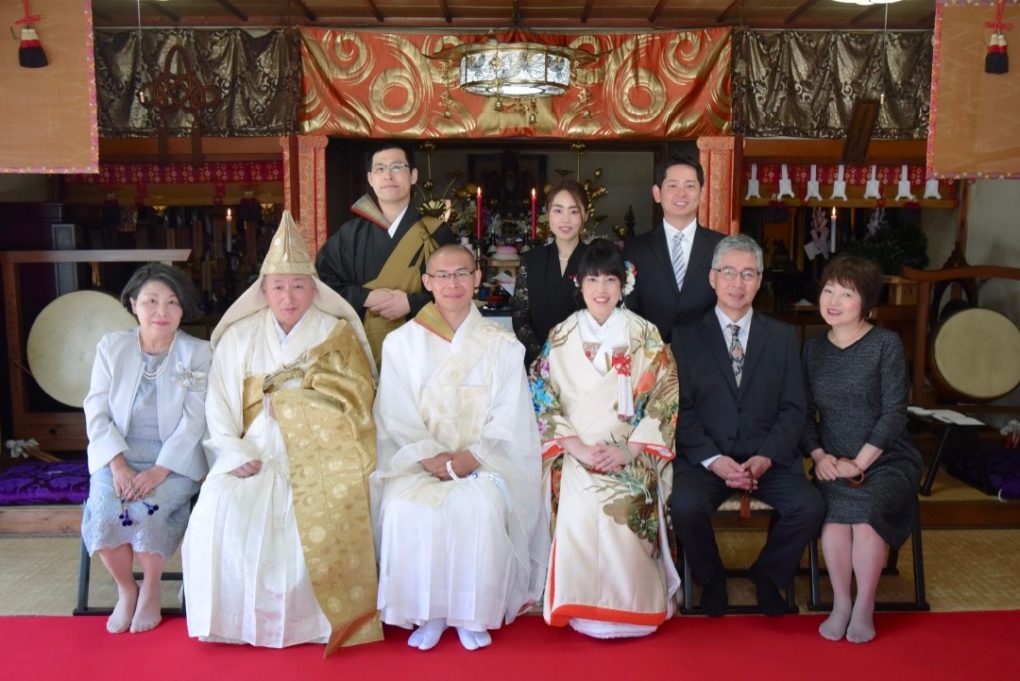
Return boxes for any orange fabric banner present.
[299,28,730,140]
[929,0,1020,178]
[0,0,97,173]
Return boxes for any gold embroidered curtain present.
[299,28,731,140]
[732,29,932,139]
[95,28,302,138]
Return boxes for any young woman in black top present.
[512,180,588,367]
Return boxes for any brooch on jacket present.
[173,362,207,392]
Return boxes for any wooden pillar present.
[280,134,329,252]
[697,135,742,235]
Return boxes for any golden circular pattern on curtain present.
[324,31,373,83]
[611,65,667,126]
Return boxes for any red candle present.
[530,188,537,240]
[476,186,483,241]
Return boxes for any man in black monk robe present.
[316,141,456,364]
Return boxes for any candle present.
[475,187,483,241]
[225,208,233,252]
[530,188,537,241]
[830,207,837,254]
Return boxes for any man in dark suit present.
[670,234,824,617]
[623,154,725,342]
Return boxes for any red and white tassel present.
[984,0,1013,75]
[14,0,47,69]
[18,27,48,68]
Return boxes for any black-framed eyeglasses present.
[713,266,760,282]
[370,162,410,175]
[426,269,475,282]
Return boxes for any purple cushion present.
[0,460,90,505]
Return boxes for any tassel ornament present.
[984,0,1013,75]
[14,0,47,69]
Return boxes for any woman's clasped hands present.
[110,454,170,501]
[564,437,640,474]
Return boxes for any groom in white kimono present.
[371,244,546,652]
[183,212,380,654]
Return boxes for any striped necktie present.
[728,323,745,386]
[671,231,686,289]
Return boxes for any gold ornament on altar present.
[416,140,463,222]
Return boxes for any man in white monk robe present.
[371,244,547,652]
[183,212,381,654]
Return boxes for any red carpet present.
[1,612,1013,680]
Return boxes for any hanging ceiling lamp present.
[426,0,600,98]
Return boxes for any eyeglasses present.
[713,266,761,282]
[426,269,475,282]
[370,162,410,175]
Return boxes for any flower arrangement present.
[1002,420,1020,449]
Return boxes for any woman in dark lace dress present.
[801,256,922,644]
[511,180,588,368]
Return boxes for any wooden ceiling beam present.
[850,6,882,26]
[213,0,247,22]
[145,0,180,22]
[288,0,317,22]
[916,11,935,26]
[581,0,595,23]
[716,0,740,23]
[437,0,453,23]
[648,0,669,24]
[784,0,819,25]
[362,0,385,22]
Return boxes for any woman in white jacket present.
[82,263,211,635]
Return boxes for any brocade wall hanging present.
[929,0,1020,178]
[299,28,731,140]
[94,28,302,138]
[732,29,932,140]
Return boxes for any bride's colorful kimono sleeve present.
[624,324,679,461]
[529,340,576,459]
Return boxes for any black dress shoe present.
[749,564,787,617]
[699,578,728,617]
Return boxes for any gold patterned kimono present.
[183,307,380,653]
[529,309,680,636]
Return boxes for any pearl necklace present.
[138,331,177,381]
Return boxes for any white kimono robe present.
[183,307,340,647]
[370,304,547,631]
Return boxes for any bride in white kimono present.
[529,238,680,639]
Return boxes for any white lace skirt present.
[82,436,198,558]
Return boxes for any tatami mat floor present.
[2,528,1019,616]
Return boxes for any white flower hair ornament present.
[623,261,637,297]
